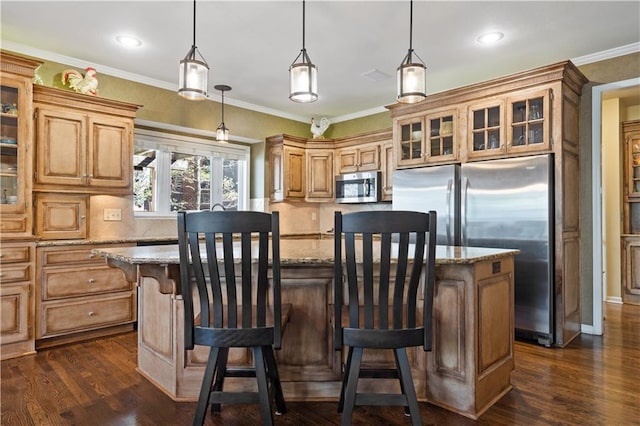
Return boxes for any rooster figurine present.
[62,67,98,96]
[310,117,330,139]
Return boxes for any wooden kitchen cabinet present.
[396,110,458,167]
[336,142,379,174]
[35,193,88,240]
[0,52,40,239]
[268,130,394,204]
[622,120,640,305]
[0,241,35,360]
[389,61,587,347]
[267,134,306,202]
[33,85,139,194]
[466,100,505,160]
[381,140,394,201]
[306,148,334,201]
[35,243,136,348]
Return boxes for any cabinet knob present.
[88,311,95,316]
[88,278,95,284]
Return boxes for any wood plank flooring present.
[2,303,639,425]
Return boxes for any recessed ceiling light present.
[116,35,142,48]
[477,32,504,45]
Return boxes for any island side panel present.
[427,255,515,420]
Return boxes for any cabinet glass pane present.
[1,85,20,205]
[630,203,640,234]
[513,101,526,123]
[430,118,440,137]
[473,132,485,151]
[529,123,543,144]
[473,110,484,129]
[430,140,440,156]
[443,136,453,155]
[513,125,526,146]
[488,107,500,127]
[529,97,543,120]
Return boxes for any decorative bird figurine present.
[62,67,99,96]
[310,117,331,139]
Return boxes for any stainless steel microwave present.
[335,171,381,203]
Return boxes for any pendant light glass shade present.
[178,0,209,100]
[214,84,231,142]
[289,0,318,103]
[397,0,426,104]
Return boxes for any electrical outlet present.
[104,208,122,221]
[311,212,317,221]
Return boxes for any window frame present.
[133,126,250,217]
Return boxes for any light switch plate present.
[104,208,122,221]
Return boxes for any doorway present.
[592,78,640,335]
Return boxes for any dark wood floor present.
[2,303,639,426]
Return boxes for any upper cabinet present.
[389,62,572,167]
[396,110,457,167]
[336,143,379,174]
[622,120,640,305]
[33,86,140,194]
[0,52,41,239]
[267,130,393,204]
[267,134,306,202]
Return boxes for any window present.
[134,127,249,216]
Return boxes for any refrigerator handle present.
[446,178,452,245]
[461,176,469,246]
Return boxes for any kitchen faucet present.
[210,203,225,211]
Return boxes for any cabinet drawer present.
[39,293,135,338]
[0,245,31,264]
[0,264,31,284]
[41,247,107,267]
[41,265,130,300]
[0,216,28,234]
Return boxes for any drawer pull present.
[88,311,95,316]
[88,278,95,284]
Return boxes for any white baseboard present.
[606,297,623,304]
[581,324,598,335]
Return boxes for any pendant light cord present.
[192,0,197,47]
[409,0,413,52]
[221,90,225,123]
[302,0,306,50]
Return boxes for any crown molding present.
[571,42,640,66]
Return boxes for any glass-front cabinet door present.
[397,117,425,167]
[0,73,32,236]
[467,100,504,159]
[426,111,456,163]
[507,89,551,154]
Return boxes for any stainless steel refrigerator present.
[393,154,554,345]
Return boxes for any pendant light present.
[397,0,426,104]
[214,84,231,142]
[178,0,209,100]
[289,0,318,103]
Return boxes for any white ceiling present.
[1,1,639,123]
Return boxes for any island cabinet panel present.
[427,257,514,419]
[94,241,517,417]
[35,243,136,348]
[0,241,35,360]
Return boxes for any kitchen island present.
[94,240,518,419]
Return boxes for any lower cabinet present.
[36,243,136,348]
[622,236,640,304]
[0,241,35,360]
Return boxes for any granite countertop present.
[92,239,519,266]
